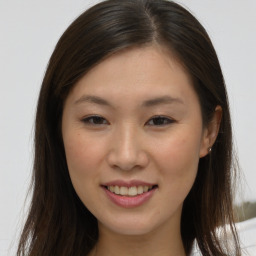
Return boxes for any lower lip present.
[103,187,156,208]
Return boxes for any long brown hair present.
[17,0,241,255]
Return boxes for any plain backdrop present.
[0,0,255,255]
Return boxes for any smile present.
[105,185,157,197]
[102,182,158,208]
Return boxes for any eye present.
[82,115,109,125]
[146,116,175,126]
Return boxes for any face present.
[62,46,212,236]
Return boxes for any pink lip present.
[102,184,157,209]
[103,179,155,187]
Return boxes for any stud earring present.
[208,147,212,153]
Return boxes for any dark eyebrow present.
[74,95,184,108]
[74,95,112,107]
[142,96,184,107]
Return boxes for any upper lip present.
[102,179,156,187]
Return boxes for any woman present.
[17,0,241,255]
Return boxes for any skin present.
[62,46,221,256]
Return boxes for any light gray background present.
[0,0,255,254]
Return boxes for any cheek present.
[154,129,201,167]
[62,132,109,210]
[152,128,201,193]
[63,132,105,185]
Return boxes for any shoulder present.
[236,217,256,256]
[190,217,256,256]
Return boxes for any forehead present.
[65,46,197,108]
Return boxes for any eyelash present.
[82,115,109,125]
[146,116,175,126]
[81,115,175,127]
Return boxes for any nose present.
[107,124,149,171]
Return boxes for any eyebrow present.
[141,96,184,107]
[74,95,184,107]
[75,95,111,106]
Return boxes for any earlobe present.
[199,105,222,158]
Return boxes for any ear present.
[199,105,222,158]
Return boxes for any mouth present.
[101,181,158,208]
[102,185,158,197]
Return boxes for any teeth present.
[120,186,128,195]
[137,186,144,194]
[143,186,149,192]
[128,186,137,196]
[114,185,120,195]
[107,185,155,196]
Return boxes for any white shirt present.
[190,217,256,256]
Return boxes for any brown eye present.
[146,116,175,126]
[82,115,109,125]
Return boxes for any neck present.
[91,219,186,256]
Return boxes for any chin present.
[106,223,155,236]
[98,214,169,237]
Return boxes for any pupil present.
[154,117,165,125]
[93,117,103,124]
